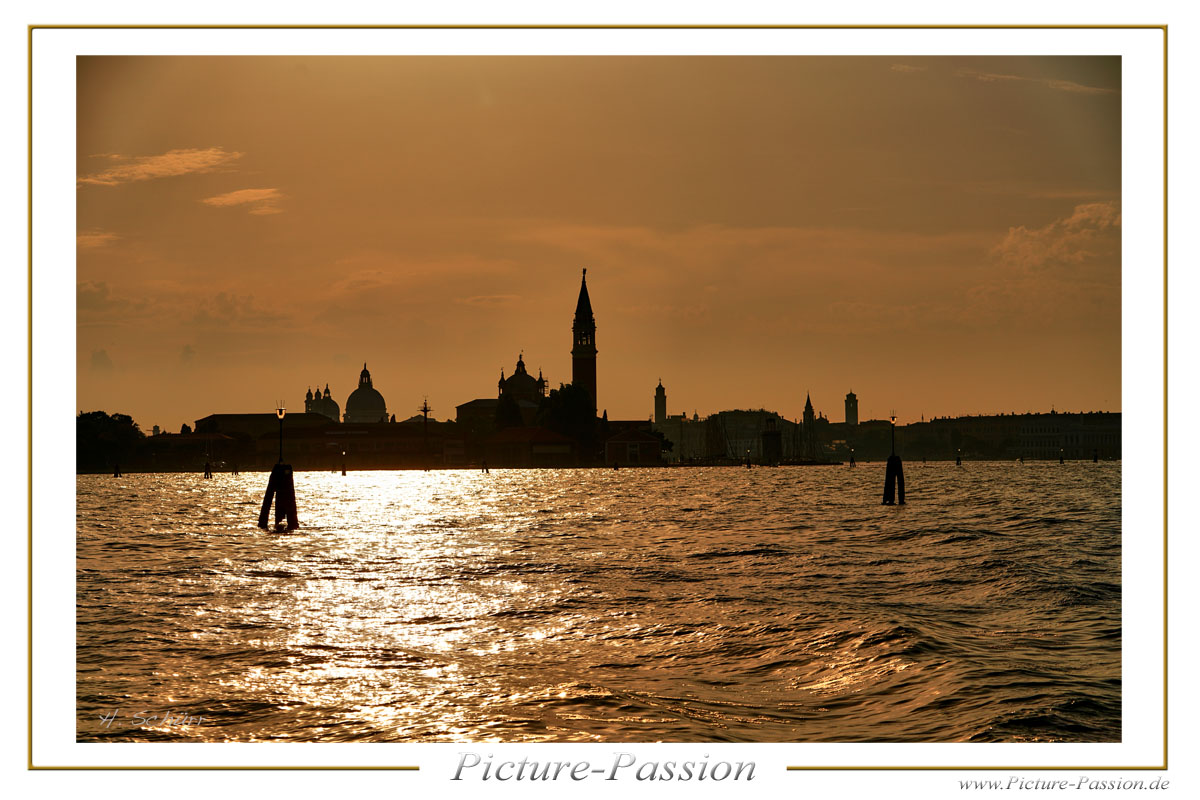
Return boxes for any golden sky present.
[76,56,1121,430]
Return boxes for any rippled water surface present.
[77,463,1120,742]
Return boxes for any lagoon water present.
[76,463,1120,742]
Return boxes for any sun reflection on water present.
[77,464,1121,742]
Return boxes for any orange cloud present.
[992,202,1121,273]
[200,187,284,215]
[77,230,119,249]
[77,147,243,187]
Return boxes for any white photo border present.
[33,25,1166,778]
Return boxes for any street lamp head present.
[890,413,897,425]
[276,407,286,420]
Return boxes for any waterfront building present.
[605,428,664,466]
[895,411,1121,460]
[194,412,331,440]
[484,426,577,467]
[845,391,859,427]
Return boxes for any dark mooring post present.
[341,449,346,476]
[956,448,962,466]
[1093,449,1099,463]
[203,461,213,479]
[258,406,299,531]
[258,463,300,530]
[849,448,856,467]
[882,413,905,505]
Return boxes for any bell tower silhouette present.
[572,268,598,411]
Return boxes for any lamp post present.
[276,405,286,463]
[882,411,905,505]
[259,404,299,530]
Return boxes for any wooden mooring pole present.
[882,414,905,505]
[258,463,300,530]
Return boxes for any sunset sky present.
[76,56,1121,431]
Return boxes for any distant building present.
[305,383,341,422]
[761,415,783,464]
[712,409,804,462]
[653,397,806,464]
[653,408,708,463]
[344,363,388,423]
[802,393,818,460]
[654,380,666,425]
[880,411,1121,461]
[845,391,858,427]
[195,412,331,440]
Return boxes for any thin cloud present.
[78,147,243,187]
[90,349,114,371]
[457,294,520,307]
[890,64,927,73]
[201,187,284,215]
[955,69,1117,95]
[191,291,285,327]
[77,231,119,249]
[1030,188,1120,200]
[77,280,117,311]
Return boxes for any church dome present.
[344,363,388,423]
[500,353,545,404]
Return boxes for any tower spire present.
[572,268,598,411]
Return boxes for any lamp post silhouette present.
[882,411,905,505]
[276,405,286,463]
[259,403,299,530]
